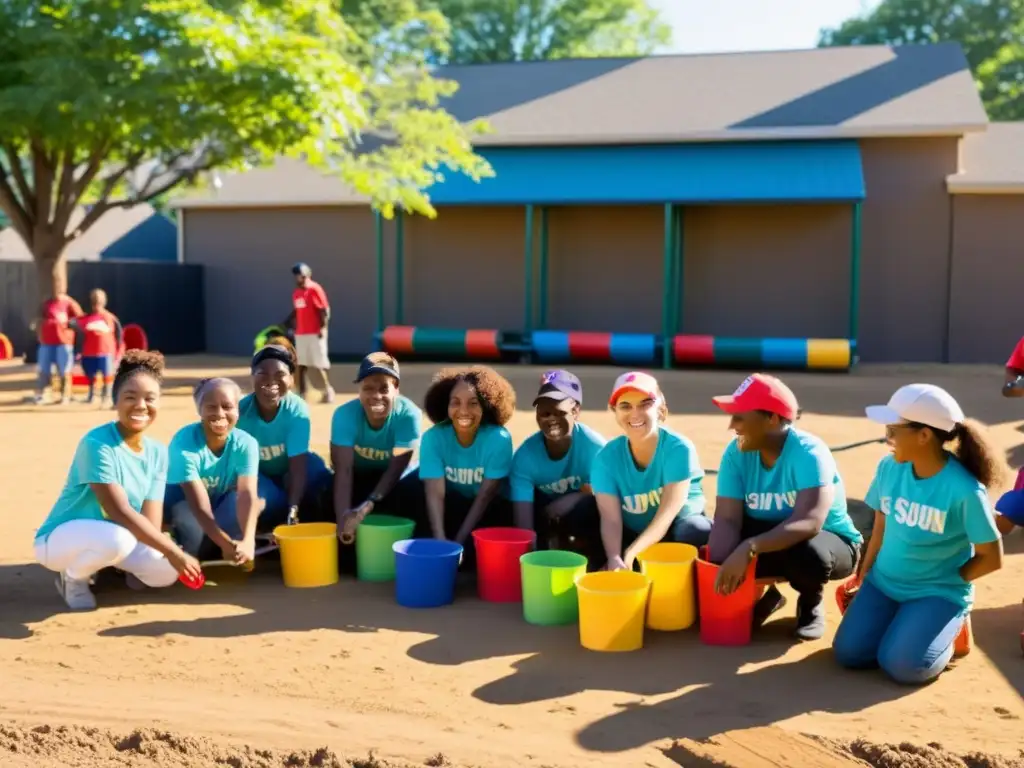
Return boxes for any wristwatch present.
[367,492,383,504]
[746,539,759,560]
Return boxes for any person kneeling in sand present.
[33,351,202,610]
[164,378,262,564]
[330,353,423,558]
[707,374,863,641]
[414,366,516,567]
[509,370,606,556]
[592,372,710,571]
[833,384,1005,684]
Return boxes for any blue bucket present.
[393,539,464,608]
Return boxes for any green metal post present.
[394,210,405,325]
[849,202,862,342]
[672,206,684,334]
[523,205,535,336]
[661,203,674,369]
[375,210,384,334]
[538,207,549,330]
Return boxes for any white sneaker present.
[56,573,97,610]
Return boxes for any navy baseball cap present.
[292,262,312,277]
[533,369,582,406]
[355,352,400,383]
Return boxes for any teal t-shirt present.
[330,396,423,470]
[236,392,310,478]
[716,427,863,545]
[865,454,999,610]
[509,423,607,502]
[35,422,168,542]
[167,422,260,502]
[590,427,706,533]
[418,422,514,498]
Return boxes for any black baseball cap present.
[355,352,400,383]
[292,262,312,277]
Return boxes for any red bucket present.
[472,527,536,602]
[695,548,758,646]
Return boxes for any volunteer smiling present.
[833,384,1006,684]
[707,374,862,641]
[591,371,708,571]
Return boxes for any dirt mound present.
[828,737,1024,768]
[0,724,451,768]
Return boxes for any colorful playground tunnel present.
[378,325,854,371]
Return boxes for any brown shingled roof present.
[948,122,1024,194]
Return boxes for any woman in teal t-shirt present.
[330,352,423,560]
[235,342,332,526]
[416,366,516,565]
[164,378,262,562]
[834,384,1006,685]
[591,371,708,572]
[33,351,201,610]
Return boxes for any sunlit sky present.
[649,0,881,54]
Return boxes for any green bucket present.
[520,550,588,626]
[254,325,287,353]
[356,515,416,582]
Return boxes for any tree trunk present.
[34,240,67,302]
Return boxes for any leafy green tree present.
[819,0,1024,119]
[343,0,672,64]
[0,0,490,298]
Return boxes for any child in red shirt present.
[34,278,84,405]
[77,288,122,406]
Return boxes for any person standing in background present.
[283,262,334,403]
[78,288,122,407]
[33,275,84,405]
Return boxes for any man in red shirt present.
[34,275,84,405]
[77,288,122,406]
[284,262,334,403]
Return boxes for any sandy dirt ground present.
[1,357,1022,768]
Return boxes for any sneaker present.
[752,585,787,629]
[794,595,826,641]
[56,573,97,611]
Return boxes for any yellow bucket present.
[273,523,339,588]
[576,571,651,652]
[637,542,698,631]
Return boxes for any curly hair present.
[423,366,516,426]
[112,350,165,403]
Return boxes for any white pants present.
[295,332,330,369]
[34,519,179,587]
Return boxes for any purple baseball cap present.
[533,369,583,406]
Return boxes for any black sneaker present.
[752,585,787,629]
[794,595,826,641]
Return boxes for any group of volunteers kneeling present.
[33,340,1012,686]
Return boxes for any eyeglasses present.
[885,422,922,439]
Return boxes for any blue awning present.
[427,141,865,205]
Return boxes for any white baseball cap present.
[865,384,965,433]
[609,371,660,406]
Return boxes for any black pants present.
[334,468,424,575]
[741,515,860,604]
[396,475,513,570]
[533,492,603,562]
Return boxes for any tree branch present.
[0,166,32,242]
[30,139,54,226]
[1,142,34,215]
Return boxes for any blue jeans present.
[165,493,241,559]
[37,343,74,380]
[833,577,966,685]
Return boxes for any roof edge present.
[947,177,1024,195]
[172,197,369,210]
[472,122,989,146]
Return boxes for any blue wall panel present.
[427,141,865,206]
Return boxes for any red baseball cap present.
[712,374,798,421]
